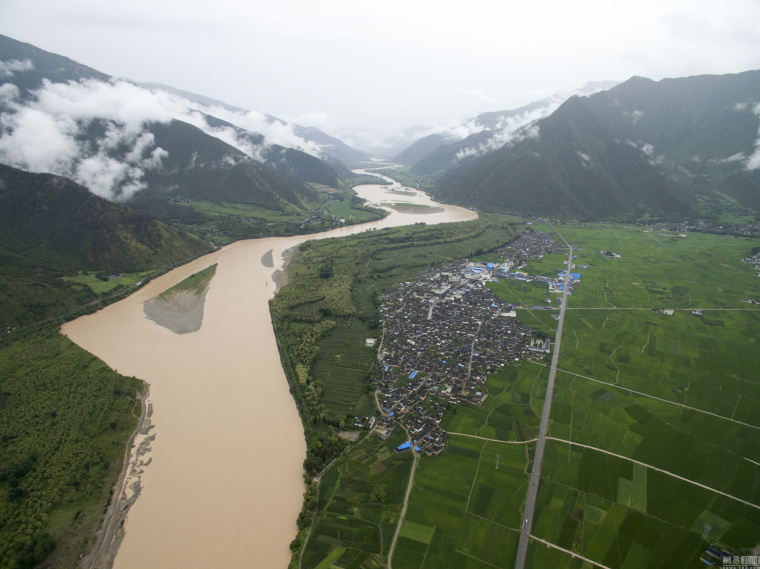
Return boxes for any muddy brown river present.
[62,168,477,568]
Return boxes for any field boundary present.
[546,437,760,510]
[529,535,612,569]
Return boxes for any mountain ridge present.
[0,34,357,212]
[435,71,760,219]
[0,162,210,327]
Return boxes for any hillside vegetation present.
[0,163,209,328]
[0,326,143,569]
[436,71,760,220]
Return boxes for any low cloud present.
[0,59,34,77]
[0,83,20,105]
[430,118,486,141]
[0,77,329,200]
[745,102,760,171]
[0,79,175,200]
[710,152,746,164]
[624,110,644,124]
[577,151,595,169]
[455,107,551,160]
[0,106,80,173]
[437,83,613,162]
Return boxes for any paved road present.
[514,225,573,569]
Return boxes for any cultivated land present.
[278,219,760,569]
[493,222,760,568]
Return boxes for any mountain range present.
[434,71,760,219]
[0,34,362,217]
[3,32,760,227]
[393,82,619,174]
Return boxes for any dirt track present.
[80,392,154,569]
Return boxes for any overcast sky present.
[2,0,760,137]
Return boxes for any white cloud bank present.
[744,102,760,171]
[0,59,34,77]
[397,83,616,163]
[0,77,327,200]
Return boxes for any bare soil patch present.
[143,289,209,334]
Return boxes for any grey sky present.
[2,0,760,136]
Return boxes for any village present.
[368,229,574,456]
[744,249,760,277]
[642,219,760,238]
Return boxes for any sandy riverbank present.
[272,246,296,292]
[82,394,155,569]
[142,289,210,334]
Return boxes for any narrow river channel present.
[62,167,477,569]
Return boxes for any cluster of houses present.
[498,229,568,262]
[743,251,760,277]
[370,256,553,455]
[642,220,760,238]
[362,229,583,455]
[299,208,346,229]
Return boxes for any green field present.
[531,222,760,567]
[392,436,529,569]
[63,270,155,295]
[279,219,760,568]
[172,196,386,245]
[441,364,546,441]
[300,430,414,569]
[313,319,377,419]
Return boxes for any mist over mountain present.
[0,34,361,210]
[392,82,620,174]
[338,125,430,159]
[2,33,760,225]
[436,71,760,219]
[136,82,369,165]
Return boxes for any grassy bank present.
[157,264,217,300]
